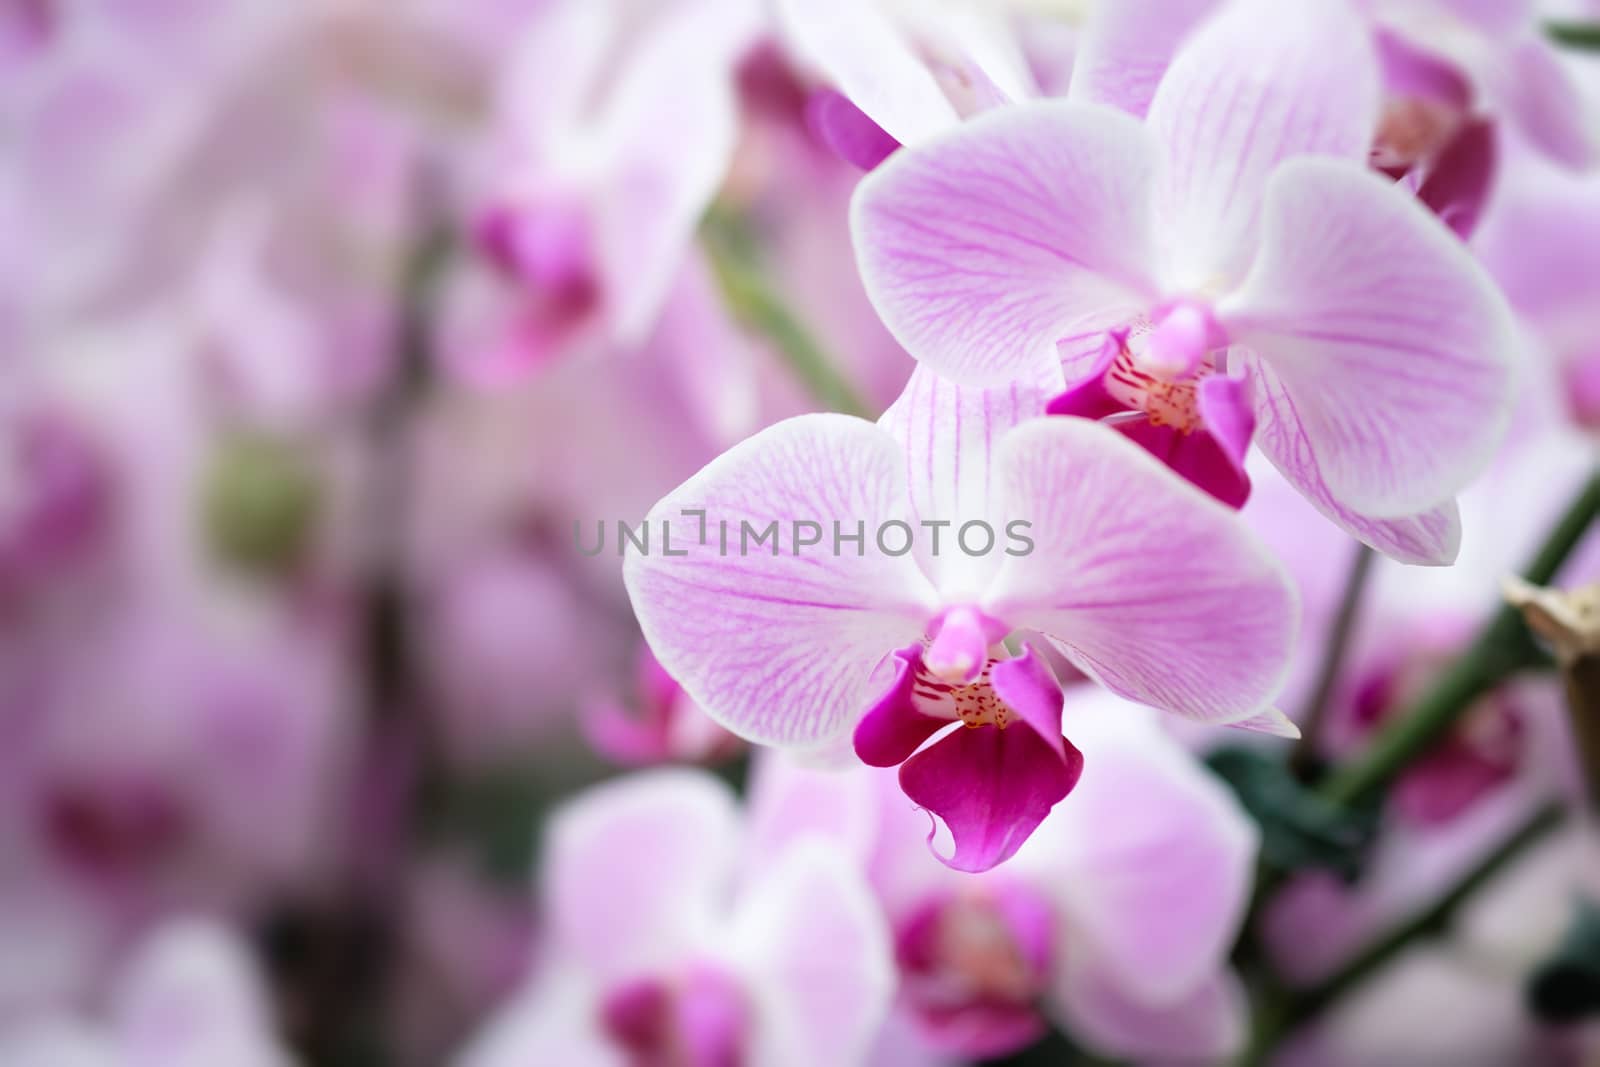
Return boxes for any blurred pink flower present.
[458,0,759,384]
[0,918,294,1067]
[775,0,1036,163]
[627,367,1295,872]
[750,694,1260,1063]
[583,645,742,768]
[852,0,1515,563]
[457,769,894,1067]
[1072,0,1594,174]
[1475,144,1600,432]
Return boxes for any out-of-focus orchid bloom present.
[853,0,1516,564]
[456,770,894,1067]
[1369,0,1596,171]
[1259,428,1596,984]
[584,645,742,768]
[776,0,1039,166]
[0,919,296,1067]
[627,367,1297,872]
[750,696,1260,1063]
[1475,146,1600,432]
[464,0,757,381]
[1073,0,1593,188]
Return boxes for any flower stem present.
[1319,470,1600,808]
[701,206,872,419]
[1548,21,1600,50]
[1291,542,1376,778]
[1236,800,1567,1066]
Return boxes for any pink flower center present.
[43,778,187,880]
[1,413,115,603]
[1350,639,1527,826]
[896,884,1055,1057]
[599,966,747,1067]
[474,197,600,331]
[911,654,1017,729]
[1107,321,1216,435]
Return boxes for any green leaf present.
[1208,746,1381,882]
[1528,897,1600,1023]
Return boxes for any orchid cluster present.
[3,1,1600,1066]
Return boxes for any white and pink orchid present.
[852,0,1517,565]
[749,695,1261,1063]
[464,0,757,380]
[457,769,893,1067]
[626,367,1298,872]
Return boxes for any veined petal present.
[1244,361,1464,564]
[1224,707,1302,738]
[729,840,896,1067]
[1147,0,1380,289]
[1220,158,1516,519]
[625,414,939,747]
[544,771,739,978]
[776,0,959,146]
[1067,0,1220,118]
[981,419,1296,724]
[877,365,1061,597]
[852,101,1161,387]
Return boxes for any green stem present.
[1319,470,1600,808]
[701,208,871,419]
[1291,543,1376,778]
[1236,801,1568,1066]
[1548,21,1600,50]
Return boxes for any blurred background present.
[2,2,1599,1065]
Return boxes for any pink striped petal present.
[1147,0,1380,289]
[1221,158,1515,520]
[625,415,939,747]
[1066,0,1220,118]
[852,101,1161,386]
[877,365,1061,597]
[981,419,1296,725]
[1247,361,1464,564]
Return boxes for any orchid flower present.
[584,645,742,768]
[457,770,893,1067]
[749,696,1260,1063]
[467,0,755,378]
[1473,145,1600,430]
[853,0,1516,565]
[0,919,295,1067]
[1073,0,1594,235]
[775,0,1038,167]
[626,366,1297,873]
